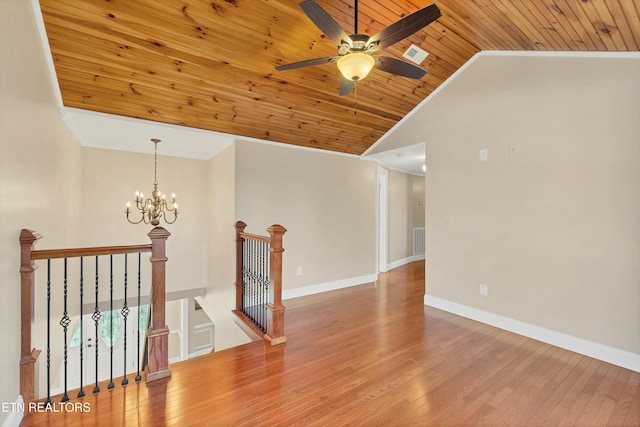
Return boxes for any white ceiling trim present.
[364,142,426,176]
[32,0,62,108]
[60,108,235,159]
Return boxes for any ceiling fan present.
[275,0,441,96]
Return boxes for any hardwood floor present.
[21,261,640,426]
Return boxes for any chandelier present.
[125,138,178,226]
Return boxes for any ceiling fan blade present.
[368,4,441,51]
[339,77,355,96]
[275,56,338,71]
[376,56,427,79]
[299,0,352,46]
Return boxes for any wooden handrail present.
[234,221,287,345]
[30,244,152,260]
[19,227,170,404]
[237,232,270,244]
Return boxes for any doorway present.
[377,167,388,273]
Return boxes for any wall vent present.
[413,227,425,256]
[403,44,429,65]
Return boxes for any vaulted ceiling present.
[37,0,640,156]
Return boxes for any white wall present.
[79,147,209,294]
[411,175,425,229]
[198,143,251,351]
[235,141,378,293]
[200,140,382,347]
[0,0,82,423]
[387,170,413,264]
[419,55,640,357]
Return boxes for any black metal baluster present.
[243,238,247,315]
[255,240,262,329]
[252,239,256,323]
[135,252,142,383]
[78,257,85,398]
[252,239,257,323]
[251,240,260,326]
[46,259,52,406]
[247,239,251,320]
[92,256,101,394]
[263,241,268,332]
[264,243,270,332]
[248,239,253,320]
[269,245,272,330]
[264,241,268,331]
[260,241,263,329]
[256,241,264,329]
[265,242,270,333]
[121,253,129,386]
[243,239,248,315]
[249,239,252,319]
[60,258,70,402]
[108,255,114,390]
[267,242,271,330]
[254,240,258,326]
[244,238,248,317]
[258,241,261,329]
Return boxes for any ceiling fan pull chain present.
[353,82,358,116]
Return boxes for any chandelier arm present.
[126,212,146,225]
[164,201,177,212]
[163,211,178,224]
[135,199,144,210]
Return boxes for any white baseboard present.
[188,347,214,359]
[1,396,23,427]
[387,255,424,271]
[283,273,378,300]
[424,295,640,373]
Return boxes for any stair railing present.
[19,227,171,405]
[234,221,287,345]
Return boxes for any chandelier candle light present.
[125,138,178,226]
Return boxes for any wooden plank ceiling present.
[38,0,640,155]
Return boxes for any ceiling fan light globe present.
[337,53,375,82]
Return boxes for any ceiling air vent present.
[403,44,429,65]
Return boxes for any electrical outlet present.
[296,266,303,276]
[479,149,488,161]
[479,283,488,296]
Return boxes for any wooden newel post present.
[146,226,171,382]
[234,221,247,312]
[19,229,42,405]
[266,224,287,345]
